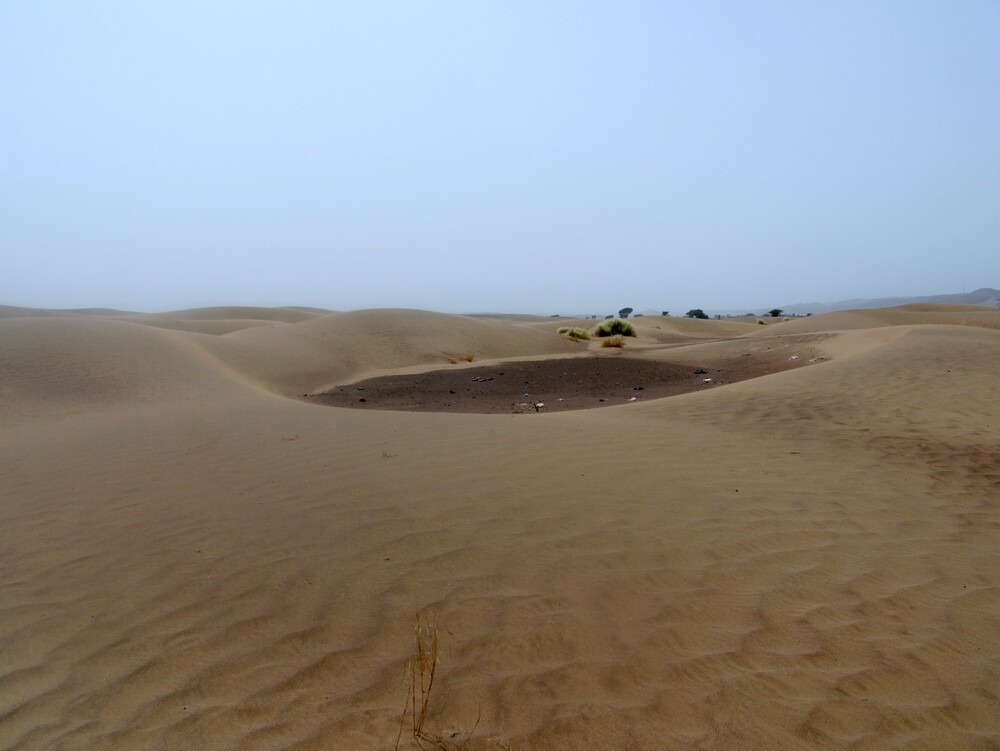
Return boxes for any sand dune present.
[770,305,1000,334]
[142,306,333,324]
[119,306,336,335]
[203,309,583,396]
[2,304,999,750]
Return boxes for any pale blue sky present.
[2,1,998,314]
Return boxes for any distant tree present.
[685,309,709,319]
[769,308,783,317]
[604,314,614,319]
[662,311,669,316]
[619,307,633,319]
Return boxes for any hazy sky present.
[2,2,998,314]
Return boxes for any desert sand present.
[2,303,999,750]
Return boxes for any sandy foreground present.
[2,304,999,750]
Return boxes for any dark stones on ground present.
[305,351,813,414]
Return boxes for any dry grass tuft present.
[462,354,475,362]
[557,326,590,340]
[395,615,480,751]
[601,335,625,348]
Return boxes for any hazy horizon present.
[3,2,998,315]
[2,285,998,320]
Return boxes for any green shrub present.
[594,318,636,337]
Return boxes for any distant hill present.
[707,288,1000,317]
[776,288,1000,316]
[0,305,137,318]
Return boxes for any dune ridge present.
[2,304,999,750]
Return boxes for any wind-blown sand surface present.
[2,304,999,750]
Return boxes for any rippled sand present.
[2,304,999,750]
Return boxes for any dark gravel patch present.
[305,352,816,414]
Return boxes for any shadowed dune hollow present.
[307,349,823,413]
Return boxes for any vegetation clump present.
[556,326,591,340]
[594,318,637,337]
[601,334,626,348]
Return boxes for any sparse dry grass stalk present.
[601,335,625,348]
[395,615,480,751]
